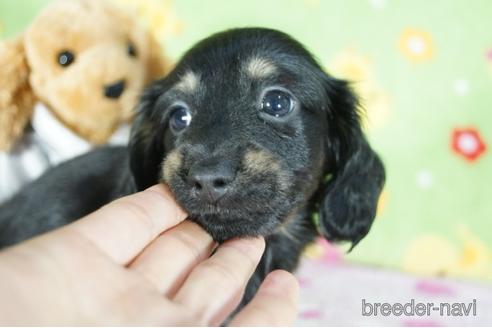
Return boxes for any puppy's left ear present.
[128,83,167,190]
[316,75,385,249]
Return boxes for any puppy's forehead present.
[244,56,277,78]
[174,57,278,94]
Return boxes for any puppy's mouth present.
[167,182,291,242]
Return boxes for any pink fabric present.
[295,240,492,326]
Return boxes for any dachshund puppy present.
[0,28,385,307]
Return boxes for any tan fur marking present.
[175,71,199,93]
[162,149,183,183]
[242,149,290,190]
[246,57,276,78]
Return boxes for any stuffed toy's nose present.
[104,80,125,99]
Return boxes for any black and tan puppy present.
[0,28,385,306]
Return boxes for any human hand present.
[0,184,299,325]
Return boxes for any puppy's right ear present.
[0,36,35,151]
[129,82,168,190]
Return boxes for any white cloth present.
[0,102,130,203]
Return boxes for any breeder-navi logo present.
[362,299,477,317]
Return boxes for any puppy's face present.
[131,29,385,244]
[161,59,329,240]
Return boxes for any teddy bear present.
[0,0,169,202]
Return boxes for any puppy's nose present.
[104,79,125,99]
[188,162,235,204]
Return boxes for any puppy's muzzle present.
[187,159,235,204]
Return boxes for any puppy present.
[0,28,385,308]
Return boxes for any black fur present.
[0,147,134,246]
[0,28,385,309]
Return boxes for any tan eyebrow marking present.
[175,71,199,92]
[245,57,276,78]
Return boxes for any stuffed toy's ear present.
[144,32,171,83]
[316,75,386,249]
[0,36,35,151]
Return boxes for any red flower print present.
[451,128,486,162]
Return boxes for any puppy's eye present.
[261,89,294,117]
[57,50,75,67]
[127,42,138,58]
[169,106,192,132]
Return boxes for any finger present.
[129,220,216,296]
[64,184,187,264]
[230,270,299,326]
[173,237,265,325]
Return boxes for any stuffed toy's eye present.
[169,105,192,132]
[58,50,75,67]
[261,89,294,117]
[127,42,138,58]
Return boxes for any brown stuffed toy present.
[0,0,169,201]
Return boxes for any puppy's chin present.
[167,187,290,242]
[187,212,279,242]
